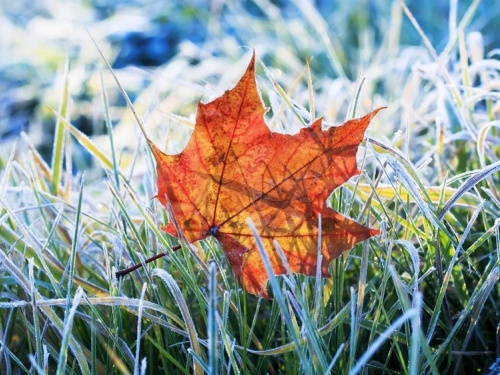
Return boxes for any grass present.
[1,0,499,374]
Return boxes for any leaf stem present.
[115,244,181,277]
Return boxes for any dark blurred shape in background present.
[110,14,207,68]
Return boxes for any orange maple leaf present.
[150,54,381,297]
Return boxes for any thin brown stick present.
[115,244,181,277]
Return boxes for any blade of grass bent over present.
[152,269,203,375]
[49,108,114,172]
[439,159,500,219]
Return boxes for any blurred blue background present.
[0,0,498,161]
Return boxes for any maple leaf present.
[150,54,381,297]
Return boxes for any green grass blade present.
[56,288,85,375]
[51,58,70,195]
[207,262,218,375]
[152,269,203,375]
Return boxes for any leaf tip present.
[371,106,387,117]
[369,227,381,237]
[246,50,256,76]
